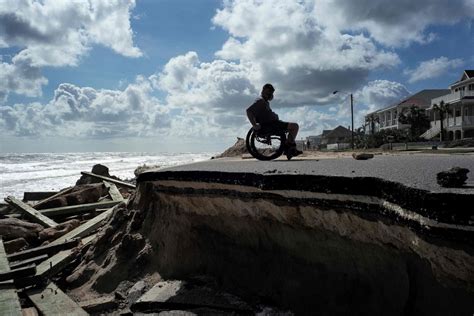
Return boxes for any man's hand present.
[253,123,261,131]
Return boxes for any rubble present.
[0,165,134,315]
[436,167,470,188]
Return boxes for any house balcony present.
[430,116,474,128]
[431,90,474,106]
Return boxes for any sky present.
[0,0,473,153]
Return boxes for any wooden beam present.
[39,200,123,218]
[81,171,135,189]
[23,192,59,202]
[34,187,73,208]
[49,207,115,246]
[0,264,36,282]
[35,235,96,280]
[79,296,117,314]
[4,196,58,228]
[28,282,88,316]
[7,238,80,262]
[0,239,22,316]
[9,254,48,270]
[103,181,123,201]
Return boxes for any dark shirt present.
[246,97,279,124]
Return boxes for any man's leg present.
[287,122,299,145]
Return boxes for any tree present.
[432,100,448,141]
[398,105,430,141]
[365,113,379,135]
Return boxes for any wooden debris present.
[0,264,36,282]
[23,192,59,202]
[81,171,135,189]
[4,238,29,254]
[4,197,58,228]
[27,282,88,316]
[35,235,96,280]
[49,207,116,246]
[21,307,39,316]
[9,255,48,270]
[33,187,73,209]
[103,181,124,201]
[131,280,251,313]
[40,200,123,218]
[0,218,43,240]
[7,238,80,262]
[79,296,117,314]
[0,239,22,315]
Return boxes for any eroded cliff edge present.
[67,170,474,315]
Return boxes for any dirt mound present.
[216,137,248,158]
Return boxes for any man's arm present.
[246,108,260,130]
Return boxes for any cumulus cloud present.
[315,0,474,47]
[404,57,464,83]
[0,0,141,101]
[0,77,170,138]
[153,51,257,120]
[212,0,400,106]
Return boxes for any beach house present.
[365,89,449,134]
[422,70,474,140]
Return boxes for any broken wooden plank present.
[21,307,39,316]
[7,238,80,262]
[0,264,36,282]
[49,207,116,246]
[79,296,117,314]
[35,234,96,280]
[9,255,48,270]
[23,192,59,202]
[0,239,22,316]
[28,282,88,316]
[4,196,58,228]
[39,200,123,218]
[131,280,252,313]
[34,187,73,208]
[81,171,135,189]
[103,181,123,201]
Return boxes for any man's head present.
[261,83,275,101]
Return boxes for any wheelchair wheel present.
[245,128,286,161]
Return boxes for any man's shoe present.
[286,146,302,160]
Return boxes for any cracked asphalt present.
[148,152,474,194]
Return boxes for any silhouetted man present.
[246,83,302,158]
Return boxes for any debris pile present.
[0,165,133,315]
[215,137,248,158]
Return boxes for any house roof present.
[324,125,353,139]
[371,89,450,114]
[450,70,474,86]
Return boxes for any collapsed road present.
[67,153,474,315]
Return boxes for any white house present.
[422,70,474,140]
[365,89,449,134]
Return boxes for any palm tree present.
[398,105,430,141]
[432,100,448,141]
[365,113,379,135]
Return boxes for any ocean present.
[0,152,216,199]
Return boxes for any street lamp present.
[333,91,354,150]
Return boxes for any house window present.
[469,84,474,91]
[465,108,469,116]
[456,109,461,117]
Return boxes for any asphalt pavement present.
[147,153,474,194]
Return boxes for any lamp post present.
[333,91,354,150]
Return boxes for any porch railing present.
[432,90,474,106]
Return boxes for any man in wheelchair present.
[246,83,303,159]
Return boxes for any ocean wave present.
[0,152,215,199]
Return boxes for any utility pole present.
[350,93,354,150]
